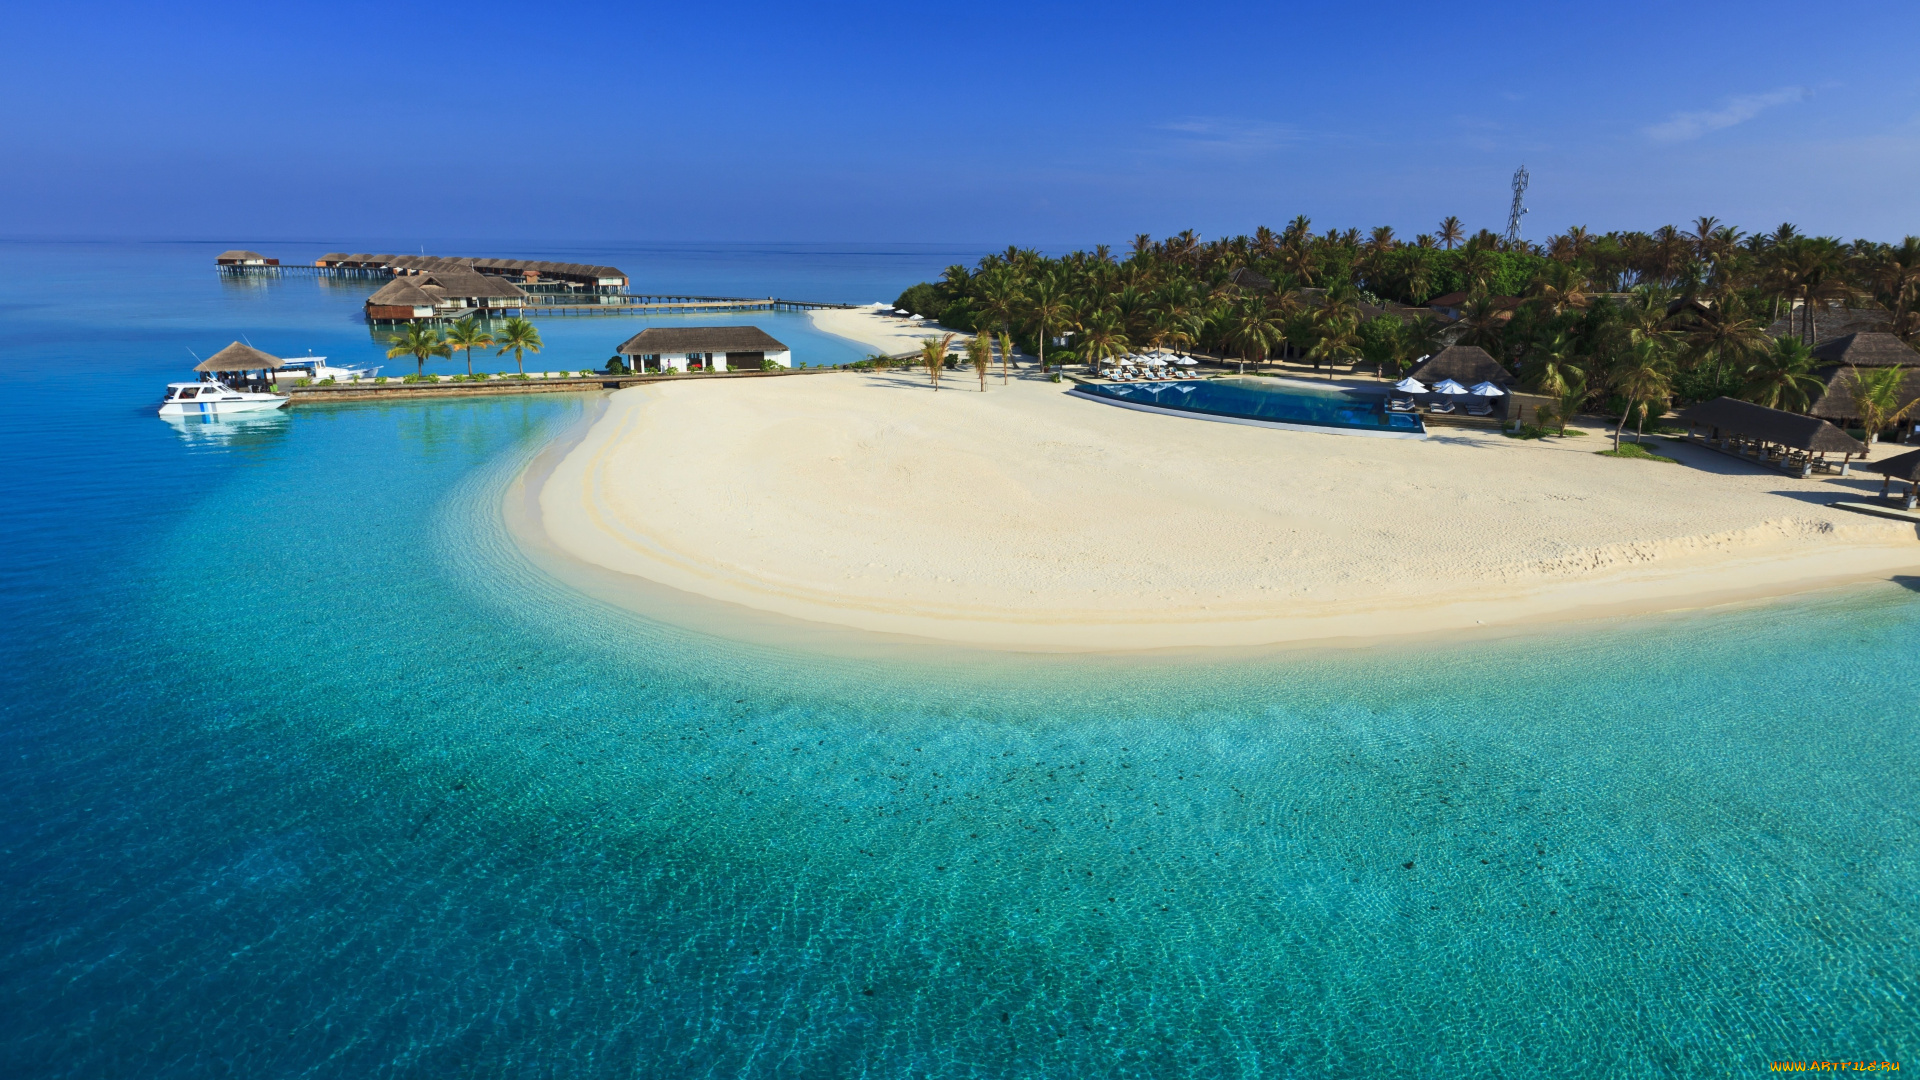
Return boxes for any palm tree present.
[1024,275,1070,373]
[1078,308,1130,371]
[1681,293,1769,391]
[967,334,991,391]
[386,322,450,378]
[996,329,1014,385]
[1742,337,1823,411]
[444,319,497,376]
[1437,216,1465,250]
[1847,364,1920,444]
[494,317,543,375]
[1307,313,1362,379]
[1610,336,1674,450]
[920,333,954,391]
[1226,299,1282,373]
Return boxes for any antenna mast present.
[1505,166,1530,245]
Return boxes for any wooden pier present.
[282,365,843,403]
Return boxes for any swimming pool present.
[1071,377,1426,438]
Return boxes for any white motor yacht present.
[272,355,382,384]
[158,381,289,417]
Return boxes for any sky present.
[5,0,1920,249]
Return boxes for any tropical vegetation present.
[895,218,1920,431]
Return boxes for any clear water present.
[2,242,1916,1077]
[1078,377,1424,434]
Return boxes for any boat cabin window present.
[177,387,199,399]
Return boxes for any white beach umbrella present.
[1176,356,1198,366]
[1148,356,1168,367]
[1432,378,1470,395]
[1393,376,1428,393]
[872,301,890,307]
[908,314,925,321]
[1468,380,1507,397]
[894,308,910,315]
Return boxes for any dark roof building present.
[615,326,792,372]
[215,250,277,266]
[1865,447,1920,482]
[318,252,627,289]
[1407,345,1514,387]
[1226,267,1274,293]
[1677,397,1866,454]
[1810,332,1919,367]
[618,326,789,355]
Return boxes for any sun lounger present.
[1427,399,1456,414]
[1464,400,1493,416]
[1387,396,1417,412]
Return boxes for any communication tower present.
[1505,166,1530,245]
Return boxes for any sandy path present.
[527,371,1920,649]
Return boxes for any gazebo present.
[1865,447,1920,509]
[1676,396,1867,477]
[196,342,286,389]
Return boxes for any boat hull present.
[157,396,288,417]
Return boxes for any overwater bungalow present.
[364,270,529,322]
[615,326,791,373]
[1677,396,1867,476]
[318,253,627,293]
[215,250,278,267]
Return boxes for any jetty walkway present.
[282,366,838,403]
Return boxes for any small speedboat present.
[158,381,289,416]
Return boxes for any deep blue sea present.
[2,241,1915,1078]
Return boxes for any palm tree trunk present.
[1615,402,1631,450]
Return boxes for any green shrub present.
[295,377,312,387]
[1597,442,1678,463]
[578,369,593,377]
[760,358,776,371]
[375,376,388,384]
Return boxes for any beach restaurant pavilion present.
[196,342,286,389]
[1806,331,1920,442]
[616,326,792,373]
[1866,448,1920,509]
[1677,396,1867,476]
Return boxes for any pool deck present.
[1066,378,1428,440]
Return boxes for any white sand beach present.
[520,357,1920,650]
[809,307,977,358]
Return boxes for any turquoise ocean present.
[1,241,1915,1077]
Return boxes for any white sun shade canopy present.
[1432,378,1470,395]
[1468,381,1507,396]
[908,314,925,320]
[1393,377,1427,393]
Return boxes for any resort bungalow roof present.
[416,270,528,301]
[1407,345,1515,388]
[1226,267,1274,293]
[367,278,439,307]
[216,250,265,263]
[1676,397,1866,454]
[617,326,789,354]
[196,341,285,372]
[1810,332,1919,368]
[1809,366,1920,422]
[1865,447,1920,482]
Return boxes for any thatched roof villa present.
[1407,345,1515,388]
[195,342,285,377]
[1806,332,1920,433]
[616,326,791,373]
[365,270,529,321]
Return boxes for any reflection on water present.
[160,409,292,449]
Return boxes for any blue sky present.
[6,0,1920,248]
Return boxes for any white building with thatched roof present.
[616,326,791,372]
[365,271,529,321]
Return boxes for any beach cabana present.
[196,342,285,389]
[1407,346,1515,389]
[1865,447,1920,509]
[1677,396,1867,477]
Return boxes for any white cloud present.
[1644,87,1810,142]
[1155,118,1296,157]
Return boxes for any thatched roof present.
[1226,267,1273,293]
[367,279,437,307]
[617,326,789,354]
[216,250,264,262]
[1677,397,1865,453]
[1810,332,1918,368]
[1408,345,1514,387]
[1865,447,1920,482]
[416,270,527,301]
[1809,365,1920,421]
[196,341,284,372]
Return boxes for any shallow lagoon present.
[1,243,1915,1076]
